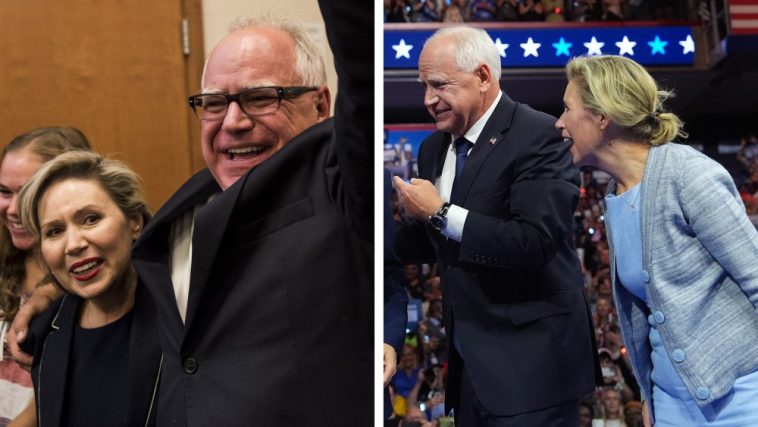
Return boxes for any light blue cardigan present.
[604,143,758,410]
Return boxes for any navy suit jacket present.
[398,93,598,416]
[131,1,373,425]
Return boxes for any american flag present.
[730,0,758,35]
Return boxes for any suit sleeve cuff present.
[441,204,468,242]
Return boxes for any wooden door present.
[0,0,205,210]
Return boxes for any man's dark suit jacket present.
[28,284,161,427]
[399,93,598,417]
[131,1,373,425]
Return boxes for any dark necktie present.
[452,137,472,195]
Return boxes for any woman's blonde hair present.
[566,55,687,145]
[19,151,151,240]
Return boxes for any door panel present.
[0,0,205,209]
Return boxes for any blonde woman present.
[18,151,160,426]
[556,55,758,425]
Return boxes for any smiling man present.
[132,3,373,425]
[130,3,373,425]
[195,23,331,190]
[9,1,373,425]
[393,26,597,426]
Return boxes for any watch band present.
[429,202,451,232]
[435,202,450,218]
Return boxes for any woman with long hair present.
[0,127,91,426]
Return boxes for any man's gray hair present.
[203,13,327,87]
[424,26,502,81]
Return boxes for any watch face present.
[430,215,444,231]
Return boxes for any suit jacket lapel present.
[419,132,450,182]
[183,175,243,330]
[38,295,77,425]
[139,169,220,243]
[450,94,516,205]
[132,169,220,333]
[127,283,162,425]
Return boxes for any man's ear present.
[476,63,494,93]
[315,86,331,123]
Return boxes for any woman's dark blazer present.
[27,282,162,427]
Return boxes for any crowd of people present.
[384,0,689,23]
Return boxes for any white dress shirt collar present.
[451,90,502,146]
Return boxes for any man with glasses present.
[10,1,373,425]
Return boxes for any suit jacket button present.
[184,357,199,374]
[696,387,710,400]
[672,349,686,362]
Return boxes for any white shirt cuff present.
[441,204,468,242]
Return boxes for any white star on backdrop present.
[520,37,541,58]
[584,36,605,55]
[615,36,637,56]
[679,35,695,54]
[494,37,510,58]
[392,39,413,59]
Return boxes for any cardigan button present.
[672,349,686,363]
[653,311,665,324]
[641,270,650,283]
[696,387,710,400]
[647,314,656,326]
[183,357,199,374]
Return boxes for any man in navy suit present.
[393,26,597,426]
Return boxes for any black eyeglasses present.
[188,86,318,120]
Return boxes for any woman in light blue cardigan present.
[555,55,758,426]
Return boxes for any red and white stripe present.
[730,0,758,35]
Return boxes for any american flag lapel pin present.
[489,136,497,145]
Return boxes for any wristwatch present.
[429,202,451,232]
